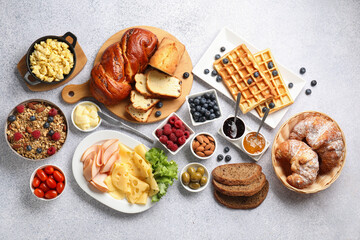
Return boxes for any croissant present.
[90,28,158,105]
[289,116,344,173]
[275,139,319,189]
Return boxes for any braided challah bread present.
[275,140,319,189]
[90,28,158,105]
[289,116,344,173]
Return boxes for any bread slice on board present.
[212,163,262,186]
[212,173,266,197]
[134,73,157,98]
[146,70,182,98]
[149,37,185,75]
[125,104,154,122]
[130,90,159,111]
[214,181,269,209]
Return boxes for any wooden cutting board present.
[61,26,193,124]
[17,35,87,92]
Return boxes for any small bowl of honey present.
[242,131,266,157]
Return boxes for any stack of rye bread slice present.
[212,163,269,209]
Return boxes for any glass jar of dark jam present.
[222,117,245,139]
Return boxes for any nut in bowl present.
[153,112,195,155]
[5,99,68,161]
[180,163,209,192]
[71,101,102,132]
[190,132,217,160]
[272,111,346,194]
[186,89,222,126]
[30,165,66,201]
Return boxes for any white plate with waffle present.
[193,27,306,128]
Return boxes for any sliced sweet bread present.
[212,163,262,186]
[214,181,269,209]
[130,90,159,111]
[146,69,182,98]
[212,173,266,197]
[134,73,157,98]
[125,104,154,123]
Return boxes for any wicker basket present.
[271,111,346,194]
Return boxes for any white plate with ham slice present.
[72,130,155,213]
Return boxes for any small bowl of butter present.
[71,101,101,132]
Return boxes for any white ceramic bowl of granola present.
[5,99,69,161]
[71,101,102,132]
[30,164,66,201]
[180,162,210,193]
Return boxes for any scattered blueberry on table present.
[215,54,221,60]
[300,67,306,74]
[220,47,226,52]
[225,155,232,162]
[183,72,190,79]
[216,75,222,82]
[288,82,294,88]
[217,154,224,161]
[311,80,317,87]
[305,89,312,95]
[204,69,210,74]
[211,70,217,76]
[224,146,230,153]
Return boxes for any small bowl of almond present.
[190,132,217,160]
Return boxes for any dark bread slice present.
[214,180,269,209]
[212,163,262,185]
[212,173,266,197]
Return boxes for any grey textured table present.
[1,1,359,239]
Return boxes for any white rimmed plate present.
[193,27,306,128]
[72,130,155,213]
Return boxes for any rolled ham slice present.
[100,152,120,173]
[90,173,108,192]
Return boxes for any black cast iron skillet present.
[24,32,77,85]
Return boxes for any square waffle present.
[213,44,275,114]
[253,49,294,117]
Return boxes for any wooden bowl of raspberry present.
[5,99,68,161]
[152,112,195,155]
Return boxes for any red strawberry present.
[174,120,183,128]
[47,146,56,156]
[16,105,25,113]
[159,135,168,144]
[163,126,172,135]
[168,116,178,125]
[51,132,61,141]
[175,129,184,138]
[178,136,186,146]
[31,130,41,139]
[169,133,177,142]
[48,108,58,117]
[155,129,163,138]
[13,132,23,141]
[184,131,190,139]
